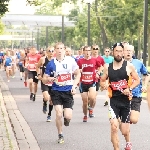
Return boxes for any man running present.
[36,46,54,122]
[100,43,140,150]
[26,47,41,101]
[42,42,80,144]
[103,47,114,106]
[77,46,102,122]
[124,44,149,124]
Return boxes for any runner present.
[36,46,54,122]
[26,47,41,101]
[100,42,140,150]
[18,50,26,80]
[42,42,80,143]
[77,46,102,122]
[91,44,104,109]
[102,47,114,106]
[124,44,149,124]
[3,50,13,82]
[10,50,17,78]
[0,49,4,69]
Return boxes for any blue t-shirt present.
[0,52,4,61]
[131,59,148,97]
[5,57,12,66]
[102,55,113,64]
[45,56,79,91]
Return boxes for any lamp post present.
[143,0,148,66]
[87,2,90,46]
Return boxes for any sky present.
[7,0,35,14]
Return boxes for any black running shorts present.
[79,82,96,93]
[131,97,142,112]
[110,97,131,123]
[50,90,74,109]
[28,71,38,83]
[19,65,24,72]
[96,81,100,91]
[41,81,52,95]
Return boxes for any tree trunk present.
[148,24,150,66]
[94,0,108,50]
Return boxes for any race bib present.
[111,79,127,90]
[28,64,36,71]
[57,73,71,82]
[82,73,93,82]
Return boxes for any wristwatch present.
[129,88,132,91]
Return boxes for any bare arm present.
[36,57,44,75]
[129,63,140,89]
[100,64,108,90]
[72,69,81,88]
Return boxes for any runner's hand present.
[123,88,130,96]
[71,86,76,95]
[37,75,42,80]
[142,86,147,93]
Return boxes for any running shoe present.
[83,116,87,122]
[58,135,64,144]
[124,142,132,150]
[47,116,51,122]
[104,101,108,106]
[89,109,95,118]
[64,118,70,126]
[43,105,47,114]
[32,94,36,101]
[30,93,33,100]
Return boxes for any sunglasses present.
[48,50,54,52]
[93,48,99,50]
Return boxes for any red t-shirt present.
[77,57,101,84]
[27,53,41,71]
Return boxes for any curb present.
[0,88,19,150]
[0,76,40,150]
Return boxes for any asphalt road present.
[1,70,150,150]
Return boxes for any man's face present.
[55,44,65,56]
[92,46,99,55]
[104,48,111,56]
[113,46,124,62]
[83,47,91,57]
[47,47,54,57]
[78,50,82,55]
[123,45,133,60]
[30,48,36,55]
[65,48,71,56]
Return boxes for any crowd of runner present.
[0,42,150,150]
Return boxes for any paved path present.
[0,70,150,150]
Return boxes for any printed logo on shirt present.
[62,64,67,69]
[82,64,93,69]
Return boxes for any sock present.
[48,105,53,116]
[43,99,47,106]
[58,134,63,137]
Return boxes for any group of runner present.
[0,41,150,150]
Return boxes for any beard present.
[114,56,122,62]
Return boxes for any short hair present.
[104,47,110,51]
[112,43,124,50]
[124,45,134,51]
[54,42,65,49]
[91,44,99,49]
[47,46,54,51]
[83,46,91,51]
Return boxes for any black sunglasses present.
[48,50,54,52]
[93,48,99,50]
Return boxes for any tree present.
[0,0,10,16]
